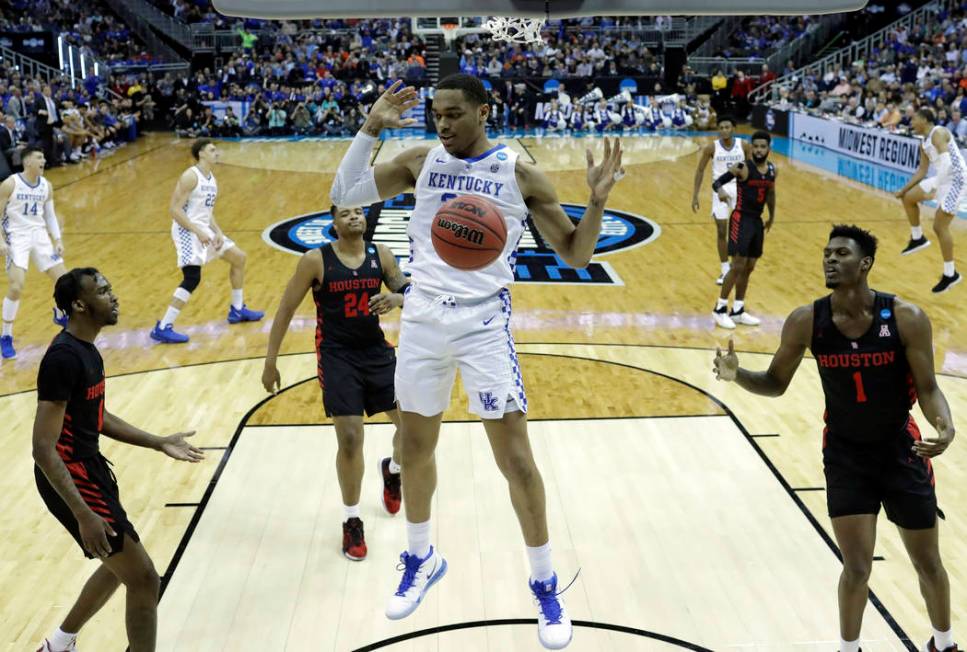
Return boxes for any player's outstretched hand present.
[78,510,116,558]
[160,431,205,462]
[368,292,402,315]
[913,415,956,458]
[714,338,739,382]
[365,80,421,131]
[586,137,624,201]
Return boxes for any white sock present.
[715,297,728,311]
[839,638,860,652]
[933,627,955,651]
[160,305,181,328]
[720,261,730,274]
[943,261,956,277]
[388,458,401,474]
[406,519,431,559]
[526,542,554,583]
[48,628,77,651]
[2,297,19,333]
[732,300,745,313]
[344,503,360,521]
[912,225,924,239]
[231,289,243,310]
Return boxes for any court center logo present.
[262,193,660,285]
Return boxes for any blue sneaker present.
[530,573,573,650]
[227,304,264,324]
[150,321,189,344]
[0,335,15,359]
[53,308,68,328]
[385,546,447,620]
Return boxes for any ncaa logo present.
[263,193,661,285]
[765,110,775,131]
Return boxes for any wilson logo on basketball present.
[435,216,485,246]
[263,192,661,285]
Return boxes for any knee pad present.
[179,265,201,293]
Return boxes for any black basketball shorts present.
[728,210,764,259]
[823,418,939,530]
[35,454,140,558]
[317,342,397,417]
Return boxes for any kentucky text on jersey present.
[327,277,382,292]
[816,351,896,368]
[13,191,46,202]
[426,172,505,198]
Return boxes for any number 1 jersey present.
[810,292,917,443]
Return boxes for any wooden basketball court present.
[1,131,964,651]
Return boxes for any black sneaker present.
[932,271,962,294]
[901,236,931,255]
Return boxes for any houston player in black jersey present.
[33,268,204,652]
[714,225,958,652]
[262,204,409,561]
[711,130,777,330]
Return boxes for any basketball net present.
[441,22,459,49]
[484,16,546,46]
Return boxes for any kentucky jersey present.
[182,166,218,228]
[810,292,916,443]
[313,243,387,349]
[410,143,527,301]
[3,174,50,235]
[712,139,744,187]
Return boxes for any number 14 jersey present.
[313,243,387,349]
[3,174,50,235]
[810,292,917,443]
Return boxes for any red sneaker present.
[342,517,367,561]
[379,457,402,515]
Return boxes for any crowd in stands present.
[761,2,967,145]
[0,0,155,67]
[717,16,818,59]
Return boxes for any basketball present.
[430,195,507,270]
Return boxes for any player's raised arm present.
[896,300,956,458]
[522,137,624,268]
[714,304,812,396]
[262,250,323,393]
[691,142,715,212]
[330,80,428,207]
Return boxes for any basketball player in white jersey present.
[150,139,263,343]
[330,75,624,650]
[691,116,750,285]
[895,108,964,293]
[0,146,69,359]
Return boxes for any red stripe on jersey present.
[729,211,741,243]
[315,312,325,389]
[905,417,935,485]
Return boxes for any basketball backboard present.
[212,0,869,19]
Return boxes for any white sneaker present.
[716,273,725,286]
[730,309,761,326]
[530,574,573,649]
[712,308,736,329]
[36,639,77,652]
[385,546,448,620]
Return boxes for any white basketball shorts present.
[395,287,527,419]
[711,184,737,221]
[919,173,966,215]
[171,223,235,268]
[3,227,62,272]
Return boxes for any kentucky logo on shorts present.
[478,391,499,411]
[262,193,661,286]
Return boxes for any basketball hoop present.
[441,22,459,49]
[485,16,546,46]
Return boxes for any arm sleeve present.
[712,171,735,192]
[329,131,381,208]
[37,347,81,402]
[44,199,61,240]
